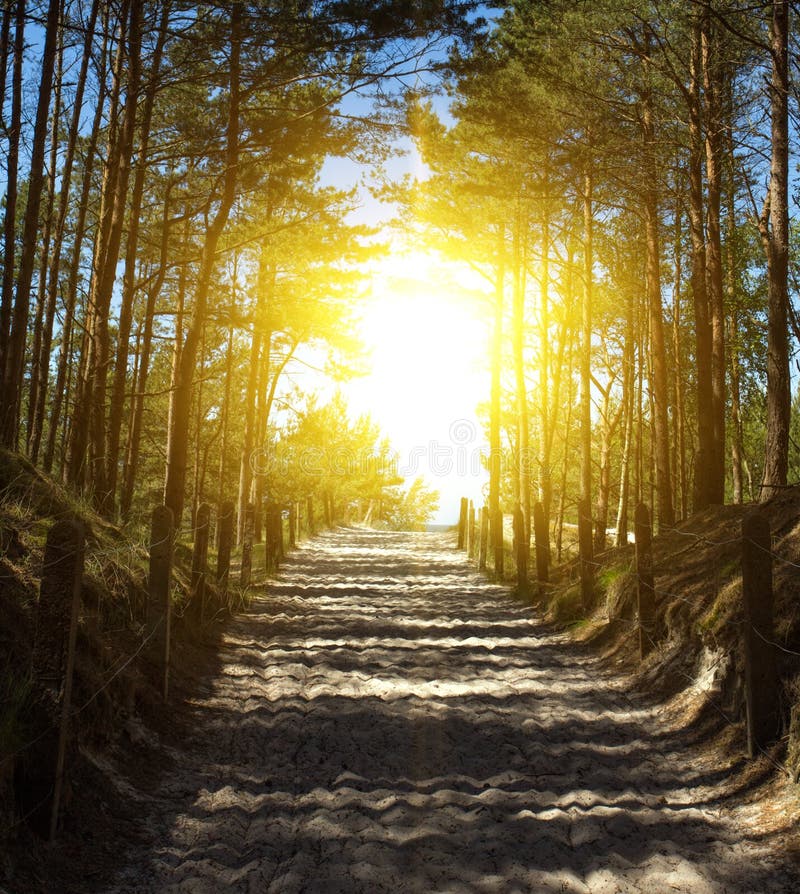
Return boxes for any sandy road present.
[106,529,799,893]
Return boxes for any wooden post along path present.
[513,504,529,595]
[148,505,174,700]
[578,499,593,609]
[741,510,781,757]
[457,497,468,550]
[190,503,211,623]
[533,500,549,589]
[33,520,85,841]
[478,506,488,571]
[289,503,297,549]
[468,502,476,559]
[634,503,655,659]
[492,509,504,578]
[241,503,254,588]
[216,501,234,598]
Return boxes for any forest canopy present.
[0,0,797,550]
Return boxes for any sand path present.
[106,529,799,893]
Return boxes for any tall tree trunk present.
[0,0,24,386]
[191,324,207,529]
[1,0,62,449]
[120,180,174,519]
[30,0,99,464]
[672,198,687,519]
[688,14,713,510]
[615,288,635,546]
[760,0,790,501]
[580,166,593,507]
[106,1,169,516]
[702,12,726,504]
[594,383,615,553]
[724,78,744,505]
[237,328,264,544]
[489,224,504,577]
[512,201,530,551]
[216,321,235,547]
[641,49,674,528]
[538,177,553,552]
[164,2,242,527]
[45,15,109,475]
[66,4,127,486]
[729,311,744,503]
[89,0,142,514]
[27,23,63,459]
[0,0,11,128]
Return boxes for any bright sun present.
[345,246,491,522]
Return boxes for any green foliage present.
[380,477,440,531]
[550,583,584,625]
[271,393,402,519]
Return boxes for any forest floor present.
[28,527,800,894]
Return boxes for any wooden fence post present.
[478,506,488,570]
[148,505,173,700]
[533,500,549,588]
[468,502,476,559]
[634,503,655,659]
[289,502,297,549]
[216,501,234,599]
[578,498,593,609]
[32,520,85,841]
[307,496,314,536]
[513,504,529,595]
[254,499,263,544]
[240,502,254,588]
[457,497,468,549]
[693,448,708,513]
[191,503,210,623]
[742,510,781,757]
[276,506,285,562]
[492,509,504,578]
[265,504,283,572]
[264,503,275,572]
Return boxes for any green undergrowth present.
[545,492,800,789]
[0,447,249,856]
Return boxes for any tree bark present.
[0,1,11,128]
[672,198,687,519]
[106,1,169,516]
[0,0,24,387]
[237,273,266,545]
[615,287,635,546]
[1,0,62,449]
[89,0,142,514]
[29,0,99,464]
[512,201,530,553]
[120,180,174,519]
[760,0,790,501]
[688,14,714,511]
[538,175,553,554]
[66,4,128,486]
[164,3,242,527]
[641,49,674,529]
[489,223,504,577]
[702,12,726,504]
[580,166,593,507]
[27,26,63,459]
[45,15,109,475]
